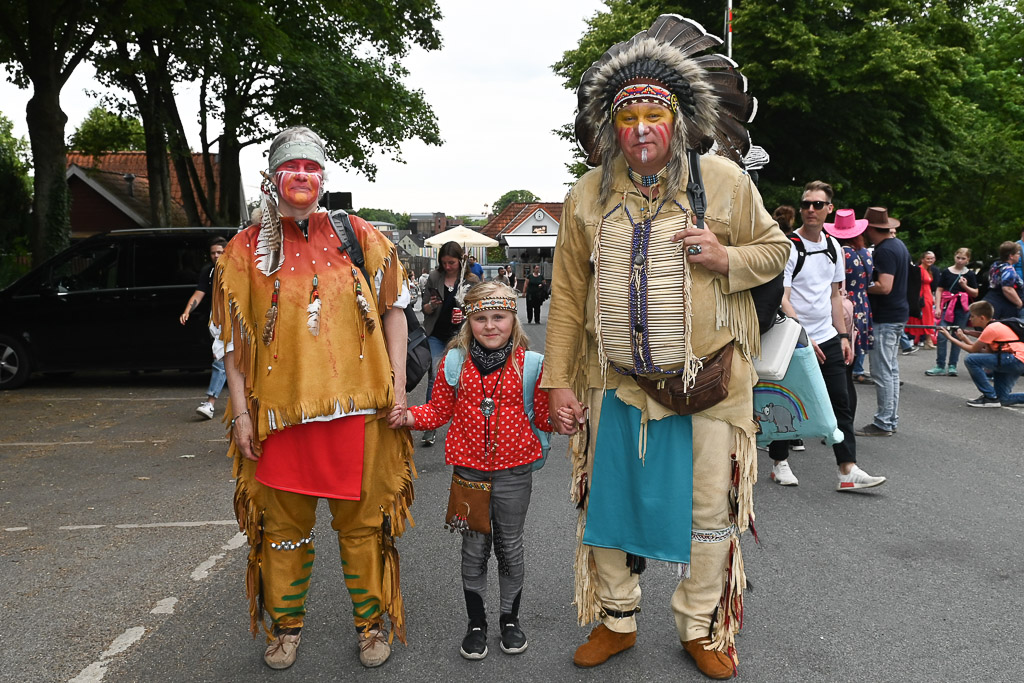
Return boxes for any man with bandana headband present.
[214,126,415,670]
[543,16,788,679]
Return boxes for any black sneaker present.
[967,395,1001,408]
[421,429,436,446]
[460,625,488,660]
[790,439,805,451]
[499,618,528,654]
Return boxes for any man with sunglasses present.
[769,180,886,491]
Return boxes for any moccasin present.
[682,637,734,679]
[573,624,636,667]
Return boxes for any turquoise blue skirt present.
[582,391,694,564]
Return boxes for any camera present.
[946,325,961,335]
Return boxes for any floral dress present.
[843,246,873,354]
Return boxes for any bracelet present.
[838,333,851,340]
[231,410,250,428]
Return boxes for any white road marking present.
[150,597,178,615]
[68,626,146,683]
[115,521,236,529]
[59,525,106,530]
[0,441,94,447]
[4,526,28,531]
[191,532,246,581]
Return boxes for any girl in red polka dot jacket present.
[388,282,575,661]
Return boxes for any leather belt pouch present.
[444,473,492,535]
[633,342,733,416]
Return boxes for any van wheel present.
[0,334,30,390]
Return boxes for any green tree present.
[68,106,145,155]
[0,112,33,285]
[0,0,125,265]
[492,189,540,215]
[356,208,410,230]
[553,0,1024,260]
[90,0,443,227]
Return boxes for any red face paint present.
[613,103,674,172]
[274,159,323,211]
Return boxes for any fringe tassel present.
[306,298,321,336]
[732,429,757,534]
[713,279,761,360]
[233,462,269,638]
[708,534,745,667]
[381,523,406,645]
[569,426,602,625]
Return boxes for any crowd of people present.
[772,200,1024,418]
[198,13,1023,683]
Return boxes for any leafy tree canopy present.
[68,106,145,155]
[554,0,1024,261]
[356,207,410,230]
[0,112,33,253]
[493,189,540,215]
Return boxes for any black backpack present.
[686,149,784,334]
[789,232,839,281]
[994,319,1024,344]
[329,210,432,392]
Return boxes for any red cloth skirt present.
[256,416,365,500]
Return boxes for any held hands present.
[387,405,412,429]
[549,388,585,435]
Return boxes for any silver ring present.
[686,244,702,256]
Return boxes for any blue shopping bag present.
[753,342,844,447]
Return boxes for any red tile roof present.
[480,202,563,239]
[66,151,220,225]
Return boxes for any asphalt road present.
[2,304,1022,682]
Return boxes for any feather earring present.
[307,274,321,336]
[262,279,280,345]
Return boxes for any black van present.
[0,227,238,389]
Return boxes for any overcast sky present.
[0,0,606,217]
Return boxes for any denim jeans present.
[852,350,867,376]
[964,352,1024,405]
[425,335,448,402]
[935,308,969,368]
[207,358,226,399]
[869,322,904,431]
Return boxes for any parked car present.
[0,227,238,389]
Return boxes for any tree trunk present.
[218,83,245,226]
[26,79,70,266]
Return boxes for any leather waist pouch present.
[633,342,733,417]
[444,473,492,535]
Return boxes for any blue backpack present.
[443,348,551,471]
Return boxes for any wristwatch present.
[838,333,851,340]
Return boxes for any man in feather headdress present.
[543,15,789,679]
[214,126,415,670]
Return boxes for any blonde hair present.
[955,247,971,259]
[446,282,530,384]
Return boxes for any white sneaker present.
[770,460,799,486]
[195,401,215,419]
[837,465,886,491]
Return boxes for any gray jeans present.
[454,464,533,614]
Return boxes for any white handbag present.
[753,315,802,381]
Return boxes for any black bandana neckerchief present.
[470,339,513,375]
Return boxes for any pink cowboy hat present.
[824,208,869,239]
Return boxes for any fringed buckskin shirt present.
[213,212,405,449]
[541,154,790,434]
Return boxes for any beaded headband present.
[611,82,679,116]
[464,297,517,315]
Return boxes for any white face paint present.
[637,122,647,143]
[641,148,648,164]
